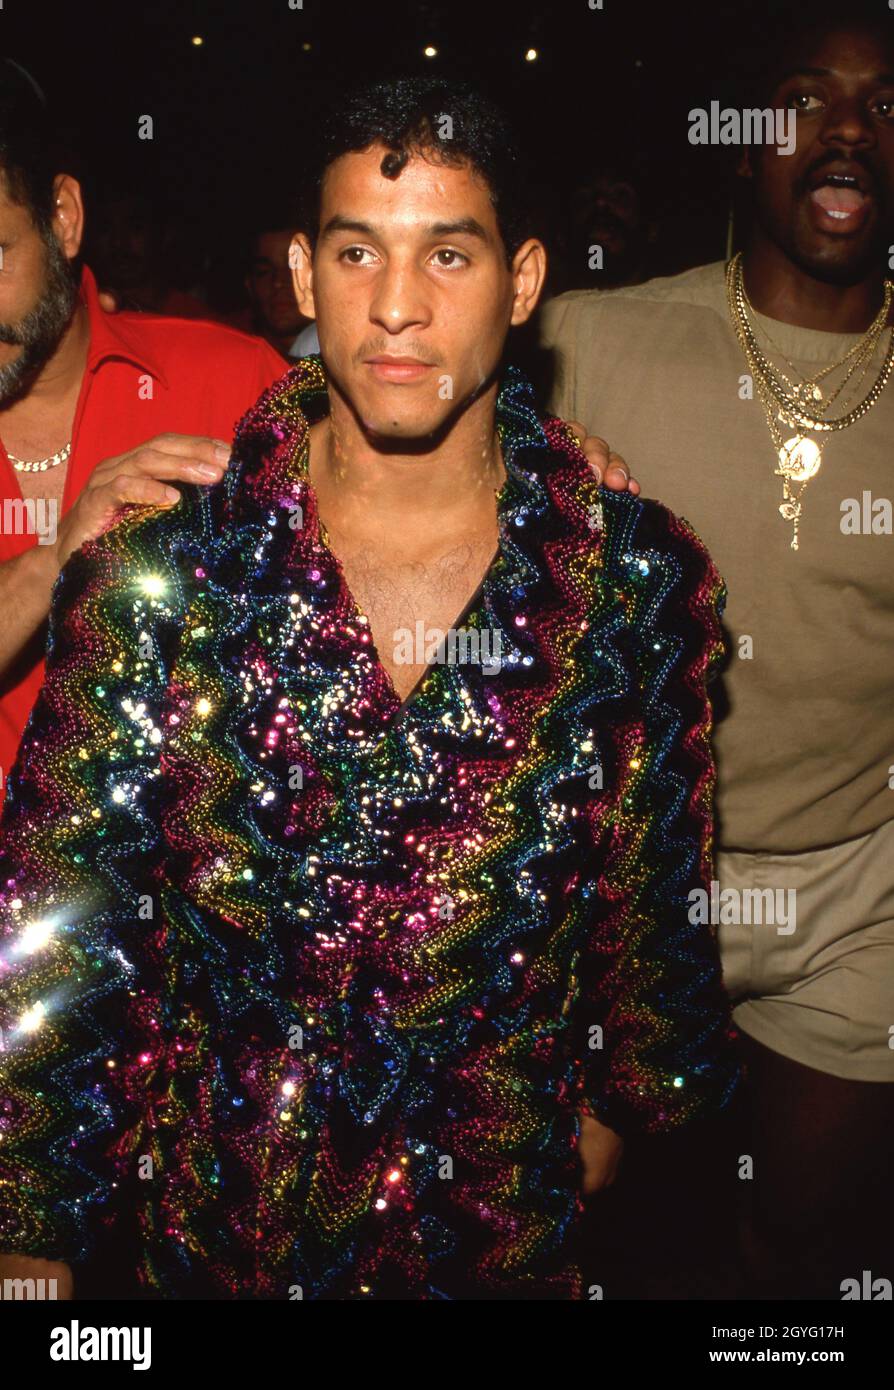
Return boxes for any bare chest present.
[2,398,77,511]
[13,462,69,508]
[334,535,499,702]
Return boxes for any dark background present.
[2,0,769,312]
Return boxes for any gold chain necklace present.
[727,253,894,430]
[748,297,883,409]
[726,253,894,549]
[7,440,72,473]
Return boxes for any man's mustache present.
[797,149,882,201]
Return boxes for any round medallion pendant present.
[778,436,821,482]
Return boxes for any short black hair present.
[300,77,534,264]
[727,0,894,108]
[0,59,58,232]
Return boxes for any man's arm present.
[0,488,207,1288]
[0,1252,73,1298]
[0,544,64,673]
[578,498,739,1139]
[0,435,228,677]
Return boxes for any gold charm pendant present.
[795,382,823,407]
[777,436,822,482]
[774,438,822,551]
[779,492,802,549]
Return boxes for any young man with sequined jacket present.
[0,79,738,1299]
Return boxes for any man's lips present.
[804,166,877,234]
[364,356,436,381]
[807,184,873,234]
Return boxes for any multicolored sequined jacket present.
[0,358,738,1298]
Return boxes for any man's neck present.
[0,300,90,420]
[309,382,507,548]
[742,233,889,333]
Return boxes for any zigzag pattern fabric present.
[0,357,738,1298]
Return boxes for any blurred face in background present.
[245,229,304,340]
[566,169,653,289]
[90,193,159,293]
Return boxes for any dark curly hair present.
[300,77,534,265]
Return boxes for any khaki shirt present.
[542,261,894,852]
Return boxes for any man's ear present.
[52,173,84,262]
[509,238,547,326]
[289,233,316,319]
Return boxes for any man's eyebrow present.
[428,218,489,240]
[775,64,894,86]
[318,214,491,240]
[776,66,832,82]
[319,215,377,238]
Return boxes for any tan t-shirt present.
[542,262,894,853]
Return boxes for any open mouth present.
[807,170,874,231]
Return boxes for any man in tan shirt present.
[543,6,894,1297]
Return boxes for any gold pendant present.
[777,470,806,552]
[778,496,801,550]
[795,382,823,406]
[776,436,821,483]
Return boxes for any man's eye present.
[339,246,376,265]
[788,92,823,112]
[430,247,469,269]
[873,98,894,119]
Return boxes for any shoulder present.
[112,308,287,374]
[67,481,214,590]
[539,412,724,626]
[597,489,726,680]
[600,487,723,601]
[600,488,717,570]
[541,262,729,340]
[231,356,319,458]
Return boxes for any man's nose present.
[369,262,430,334]
[820,97,876,149]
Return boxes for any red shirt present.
[0,264,288,805]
